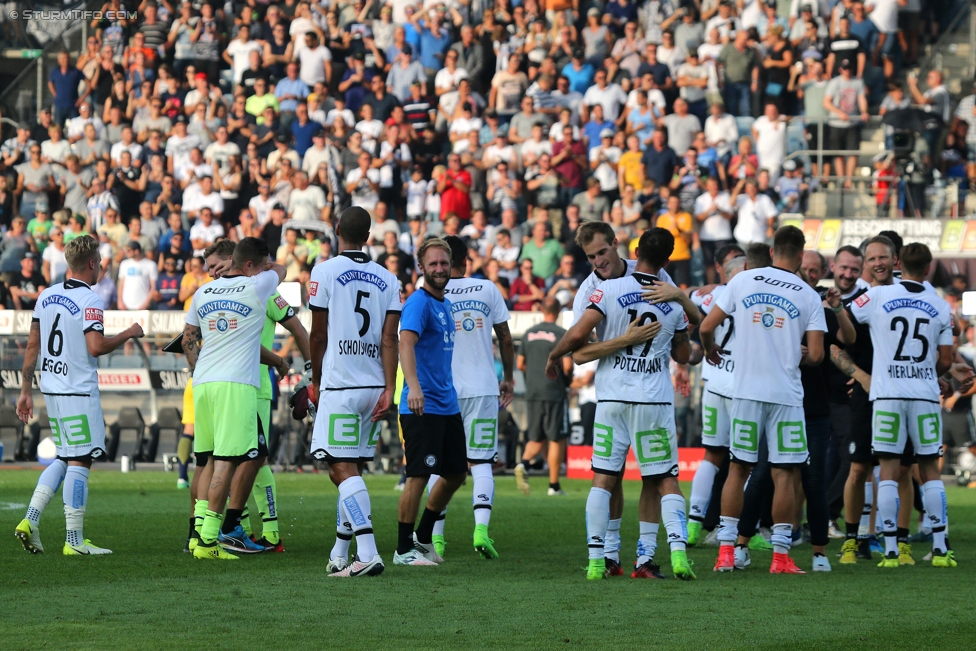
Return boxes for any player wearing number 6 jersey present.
[308,207,402,578]
[700,226,827,575]
[567,228,694,581]
[15,236,145,556]
[849,243,957,568]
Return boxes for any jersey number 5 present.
[626,309,657,357]
[891,316,929,363]
[355,290,371,337]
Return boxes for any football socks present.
[770,523,792,555]
[584,487,611,560]
[63,466,89,548]
[921,480,948,554]
[661,494,688,552]
[688,460,718,523]
[252,465,279,544]
[605,518,622,563]
[636,521,659,565]
[26,459,67,527]
[471,464,494,528]
[877,479,900,557]
[338,476,377,560]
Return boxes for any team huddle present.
[11,212,961,577]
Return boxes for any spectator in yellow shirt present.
[655,193,693,288]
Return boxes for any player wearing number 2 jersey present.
[15,236,145,556]
[849,242,957,568]
[701,226,827,575]
[308,207,402,578]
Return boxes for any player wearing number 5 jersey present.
[700,226,827,575]
[15,236,145,556]
[567,229,694,581]
[308,207,402,578]
[849,243,957,568]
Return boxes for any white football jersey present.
[445,277,510,399]
[849,280,953,402]
[32,279,105,396]
[714,266,827,407]
[573,260,674,341]
[585,272,688,403]
[186,270,279,388]
[308,251,402,390]
[692,284,735,398]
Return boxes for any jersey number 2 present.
[891,316,929,363]
[626,309,657,357]
[48,313,64,357]
[355,290,371,337]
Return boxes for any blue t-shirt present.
[291,119,317,157]
[399,288,459,415]
[418,24,451,71]
[562,62,595,95]
[583,119,614,153]
[50,67,84,108]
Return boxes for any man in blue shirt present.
[414,13,451,77]
[274,61,310,128]
[48,51,89,126]
[562,50,595,95]
[394,238,467,566]
[290,102,317,157]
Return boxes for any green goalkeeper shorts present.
[193,381,259,460]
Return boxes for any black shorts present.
[526,399,568,442]
[665,259,691,287]
[700,239,734,270]
[944,411,975,448]
[828,125,862,154]
[805,124,825,151]
[898,10,921,30]
[401,412,467,478]
[848,386,876,465]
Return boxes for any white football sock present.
[26,459,67,527]
[770,523,792,555]
[331,500,352,560]
[605,519,622,562]
[661,494,688,552]
[688,460,718,522]
[858,481,873,537]
[62,466,89,547]
[717,516,739,546]
[921,480,948,554]
[471,464,494,528]
[636,521,659,565]
[877,479,899,556]
[427,474,447,536]
[585,487,611,560]
[338,476,377,560]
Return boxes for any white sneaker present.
[922,550,934,562]
[393,482,405,493]
[63,540,112,555]
[828,521,845,539]
[515,463,530,495]
[734,545,751,569]
[812,554,832,572]
[393,549,438,566]
[702,529,720,546]
[326,556,348,573]
[412,533,444,564]
[547,488,566,496]
[330,554,385,577]
[757,526,773,543]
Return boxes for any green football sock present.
[200,510,223,545]
[193,499,207,534]
[240,507,252,536]
[253,465,279,544]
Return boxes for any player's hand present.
[800,344,809,365]
[621,317,661,346]
[642,280,683,305]
[276,358,291,381]
[674,364,690,397]
[208,258,233,278]
[307,383,318,407]
[16,392,33,424]
[498,379,514,408]
[545,355,561,380]
[408,387,425,416]
[949,362,975,384]
[126,323,145,339]
[939,378,952,399]
[823,287,841,309]
[705,343,722,367]
[371,389,393,422]
[694,283,718,297]
[944,389,959,410]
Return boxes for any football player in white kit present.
[423,237,515,560]
[566,228,694,580]
[543,221,700,577]
[15,236,145,555]
[308,207,402,577]
[686,245,746,546]
[849,243,957,568]
[700,226,827,575]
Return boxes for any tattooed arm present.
[829,344,871,394]
[182,324,203,373]
[671,329,691,364]
[16,322,41,423]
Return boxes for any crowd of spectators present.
[0,0,960,312]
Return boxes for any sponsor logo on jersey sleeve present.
[309,281,318,296]
[84,308,104,323]
[589,289,603,304]
[854,294,870,308]
[274,295,289,310]
[702,294,713,306]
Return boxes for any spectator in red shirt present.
[551,124,588,206]
[438,153,472,222]
[510,258,546,311]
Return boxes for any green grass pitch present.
[1,470,975,650]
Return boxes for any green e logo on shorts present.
[470,419,496,449]
[328,414,360,446]
[874,411,900,443]
[918,413,941,445]
[702,406,717,439]
[635,429,671,464]
[366,422,380,447]
[593,424,613,458]
[50,415,91,447]
[732,420,758,452]
[777,421,807,453]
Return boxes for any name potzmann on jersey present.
[337,339,380,358]
[612,354,665,374]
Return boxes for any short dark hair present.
[835,244,863,260]
[899,242,933,277]
[772,225,805,260]
[877,230,903,256]
[444,235,469,271]
[541,297,561,316]
[746,242,772,269]
[575,221,615,249]
[232,237,271,269]
[715,243,745,267]
[204,239,235,260]
[336,206,371,246]
[636,228,674,269]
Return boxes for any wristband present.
[831,305,843,313]
[304,359,313,381]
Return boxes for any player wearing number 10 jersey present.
[309,207,402,578]
[849,242,957,568]
[15,236,145,556]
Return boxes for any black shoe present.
[631,560,668,579]
[604,557,624,576]
[855,539,874,560]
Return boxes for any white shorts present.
[45,394,107,460]
[872,399,942,457]
[311,387,383,463]
[729,398,809,465]
[591,402,678,478]
[701,389,732,449]
[460,395,499,464]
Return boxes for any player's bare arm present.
[16,321,40,423]
[309,309,329,402]
[573,317,662,365]
[493,321,516,408]
[87,322,145,357]
[641,281,702,326]
[936,344,954,377]
[373,312,400,422]
[698,303,728,365]
[400,330,424,416]
[182,324,203,372]
[829,344,871,394]
[545,315,595,378]
[260,345,290,379]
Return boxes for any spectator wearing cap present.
[756,0,788,38]
[826,16,865,78]
[15,142,55,218]
[298,32,334,88]
[823,58,868,188]
[164,115,202,176]
[387,44,428,103]
[706,0,741,41]
[267,133,301,175]
[718,31,760,117]
[49,51,90,126]
[581,9,611,66]
[9,252,47,310]
[774,159,809,211]
[301,128,331,174]
[338,52,376,115]
[26,200,53,253]
[788,4,823,45]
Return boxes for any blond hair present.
[417,237,452,267]
[64,235,101,272]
